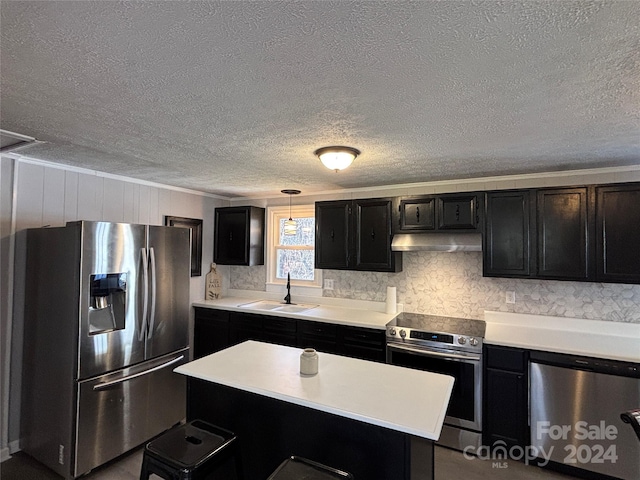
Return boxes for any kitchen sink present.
[237,300,318,314]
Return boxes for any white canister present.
[300,348,319,376]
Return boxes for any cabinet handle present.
[330,229,335,241]
[371,228,376,239]
[455,205,460,221]
[229,231,233,241]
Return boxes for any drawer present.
[339,326,385,348]
[263,316,297,334]
[486,345,528,373]
[299,320,337,340]
[194,308,229,323]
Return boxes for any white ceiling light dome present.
[315,146,361,172]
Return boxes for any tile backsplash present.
[231,252,640,323]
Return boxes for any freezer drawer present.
[530,362,640,480]
[75,350,188,478]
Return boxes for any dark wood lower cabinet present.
[298,320,341,355]
[483,345,529,450]
[193,309,230,359]
[194,308,385,363]
[229,312,297,347]
[187,379,423,479]
[338,325,386,362]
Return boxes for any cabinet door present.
[214,208,249,265]
[194,308,230,358]
[437,194,479,230]
[354,199,398,272]
[214,207,264,266]
[262,316,297,347]
[537,187,591,280]
[297,320,340,354]
[484,191,533,277]
[483,345,529,449]
[228,313,264,345]
[397,197,436,232]
[315,201,351,269]
[338,325,386,363]
[484,368,528,448]
[596,184,640,284]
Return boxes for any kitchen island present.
[175,340,454,479]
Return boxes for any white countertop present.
[175,340,454,440]
[484,311,640,363]
[193,295,399,330]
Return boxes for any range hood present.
[391,233,482,252]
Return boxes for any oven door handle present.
[388,343,481,362]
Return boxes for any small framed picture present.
[164,216,203,276]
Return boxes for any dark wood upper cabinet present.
[354,199,397,271]
[596,183,640,284]
[397,197,436,231]
[437,194,480,230]
[483,190,533,277]
[314,201,351,270]
[214,206,265,266]
[395,193,481,233]
[315,198,401,272]
[484,182,639,284]
[536,187,592,280]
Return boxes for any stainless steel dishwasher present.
[530,351,640,480]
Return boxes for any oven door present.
[387,342,482,432]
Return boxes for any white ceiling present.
[1,1,639,198]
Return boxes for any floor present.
[0,445,582,480]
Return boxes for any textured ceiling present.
[1,1,639,198]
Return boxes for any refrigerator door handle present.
[92,354,185,391]
[140,247,149,341]
[148,247,157,339]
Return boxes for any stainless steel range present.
[386,313,486,452]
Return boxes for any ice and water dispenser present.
[89,273,127,334]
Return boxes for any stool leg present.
[139,454,150,480]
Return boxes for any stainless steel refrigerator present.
[21,221,190,479]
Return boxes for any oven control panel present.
[387,326,482,352]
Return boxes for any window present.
[267,205,321,288]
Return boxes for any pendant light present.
[281,189,301,235]
[315,146,360,172]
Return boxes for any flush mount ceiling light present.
[315,146,360,172]
[281,189,301,235]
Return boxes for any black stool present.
[267,456,353,479]
[140,420,242,480]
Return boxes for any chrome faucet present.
[284,273,292,304]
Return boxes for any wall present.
[229,166,640,324]
[0,156,228,458]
